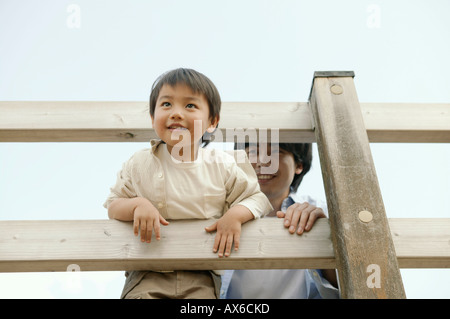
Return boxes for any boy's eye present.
[162,102,171,107]
[186,104,196,109]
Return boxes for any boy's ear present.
[295,163,303,175]
[206,115,219,133]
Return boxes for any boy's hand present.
[204,205,253,257]
[276,202,326,235]
[133,199,169,243]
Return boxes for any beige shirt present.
[104,140,272,220]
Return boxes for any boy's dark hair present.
[235,142,312,193]
[149,68,221,146]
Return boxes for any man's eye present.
[271,149,280,155]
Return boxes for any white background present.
[0,0,449,298]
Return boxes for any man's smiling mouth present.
[257,174,276,181]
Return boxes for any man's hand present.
[276,202,326,235]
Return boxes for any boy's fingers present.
[153,219,161,240]
[218,235,228,258]
[212,231,221,253]
[146,222,153,243]
[141,220,149,242]
[224,235,234,257]
[133,219,139,236]
[205,221,218,233]
[233,233,240,251]
[159,215,170,226]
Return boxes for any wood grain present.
[310,75,406,298]
[1,101,448,142]
[0,218,448,273]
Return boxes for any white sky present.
[0,0,449,299]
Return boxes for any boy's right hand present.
[133,199,169,243]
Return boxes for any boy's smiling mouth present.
[167,123,188,131]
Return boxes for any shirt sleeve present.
[219,270,234,299]
[306,269,340,299]
[294,196,339,298]
[224,150,272,218]
[103,155,137,209]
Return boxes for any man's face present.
[245,144,303,201]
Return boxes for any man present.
[220,142,339,299]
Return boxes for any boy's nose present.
[169,107,184,120]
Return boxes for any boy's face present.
[152,83,218,158]
[246,144,303,202]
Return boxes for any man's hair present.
[236,142,312,193]
[149,68,221,146]
[279,143,312,192]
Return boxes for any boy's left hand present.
[277,202,326,235]
[205,214,241,258]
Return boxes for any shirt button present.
[157,202,164,209]
[158,173,163,178]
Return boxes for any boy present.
[221,142,339,299]
[104,68,272,299]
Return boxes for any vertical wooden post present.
[309,71,406,299]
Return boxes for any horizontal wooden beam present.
[0,218,448,273]
[0,101,449,143]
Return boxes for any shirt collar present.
[150,139,164,153]
[281,195,295,212]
